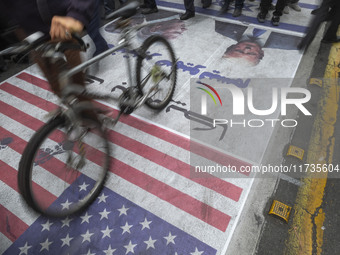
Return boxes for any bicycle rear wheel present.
[18,115,110,217]
[136,35,177,110]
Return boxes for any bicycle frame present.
[61,22,134,87]
[61,15,179,95]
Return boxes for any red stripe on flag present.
[1,82,57,112]
[0,101,45,131]
[0,159,57,210]
[17,72,51,91]
[0,204,28,242]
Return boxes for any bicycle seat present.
[105,1,140,20]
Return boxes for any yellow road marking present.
[285,42,340,254]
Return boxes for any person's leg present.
[103,0,115,15]
[233,0,244,17]
[259,0,272,15]
[202,0,212,9]
[272,0,287,26]
[144,0,157,8]
[257,0,271,22]
[235,0,244,9]
[180,0,195,20]
[88,0,109,57]
[33,46,84,98]
[184,0,195,13]
[273,0,287,16]
[220,0,231,14]
[141,0,158,14]
[322,3,340,42]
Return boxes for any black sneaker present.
[232,8,242,17]
[271,15,280,26]
[180,11,195,20]
[257,12,266,23]
[202,0,212,8]
[219,3,230,14]
[141,7,158,15]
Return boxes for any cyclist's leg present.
[32,46,85,98]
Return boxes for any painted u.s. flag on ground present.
[0,70,253,255]
[3,174,216,255]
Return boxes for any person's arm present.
[49,0,95,40]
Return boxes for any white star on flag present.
[80,212,93,224]
[40,238,53,252]
[97,193,108,203]
[124,240,137,254]
[140,218,152,230]
[99,208,111,220]
[83,249,96,255]
[41,220,53,232]
[18,242,31,255]
[60,234,73,247]
[101,226,113,238]
[164,232,176,245]
[81,230,94,243]
[61,217,72,228]
[61,199,72,210]
[144,236,157,249]
[79,182,89,191]
[117,204,129,216]
[121,222,133,234]
[190,247,204,255]
[103,245,116,255]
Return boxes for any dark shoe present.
[141,7,158,14]
[180,11,195,20]
[311,8,319,15]
[269,4,275,10]
[321,37,340,43]
[271,15,280,26]
[219,3,229,14]
[232,8,242,17]
[257,12,266,23]
[202,0,212,8]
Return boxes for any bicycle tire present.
[136,35,177,110]
[18,114,110,218]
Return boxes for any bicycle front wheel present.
[136,35,177,110]
[18,115,110,217]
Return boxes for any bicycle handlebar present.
[0,31,87,57]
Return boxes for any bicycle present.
[1,1,177,218]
